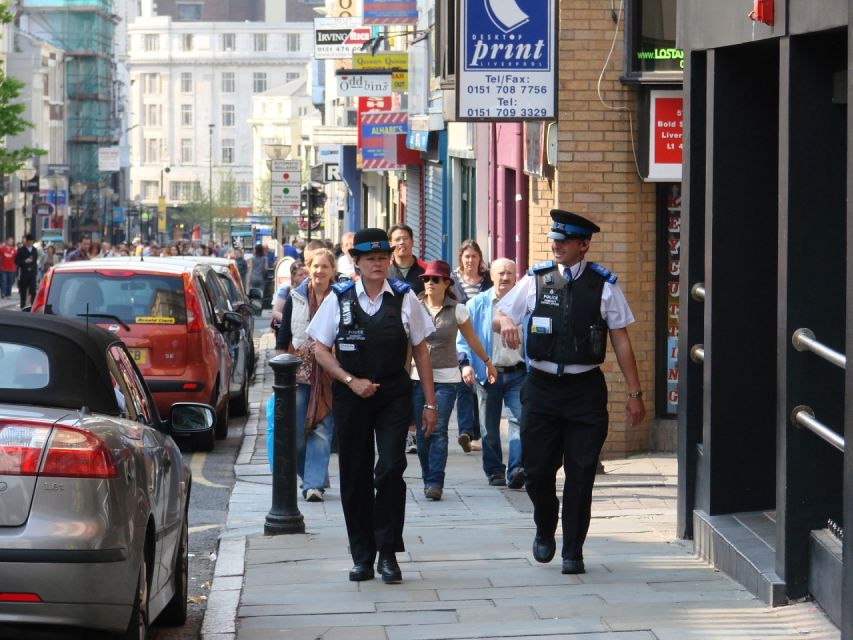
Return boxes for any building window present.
[170,181,202,201]
[181,34,194,51]
[253,72,267,93]
[141,180,159,200]
[222,33,236,51]
[238,182,252,204]
[142,73,160,94]
[298,106,308,116]
[221,104,235,127]
[221,72,235,93]
[180,104,192,126]
[254,34,267,52]
[180,72,192,93]
[436,0,455,79]
[180,138,193,163]
[143,138,160,163]
[221,138,235,164]
[625,0,682,80]
[176,3,202,20]
[285,34,300,51]
[285,72,300,81]
[143,34,159,51]
[144,104,161,126]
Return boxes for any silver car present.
[0,311,215,638]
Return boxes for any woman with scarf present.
[275,247,336,501]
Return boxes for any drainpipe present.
[515,124,528,271]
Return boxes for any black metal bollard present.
[264,353,305,535]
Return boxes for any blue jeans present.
[294,383,334,494]
[412,381,455,489]
[475,368,524,480]
[0,271,14,297]
[455,381,479,438]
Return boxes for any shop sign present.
[361,111,408,161]
[314,18,371,59]
[337,72,394,97]
[457,0,555,121]
[647,90,683,181]
[523,122,545,177]
[353,52,408,90]
[364,0,417,24]
[98,147,121,172]
[406,130,429,152]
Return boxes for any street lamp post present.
[70,181,86,246]
[102,186,114,245]
[208,124,215,243]
[16,164,36,239]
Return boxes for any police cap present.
[349,227,393,256]
[546,209,600,240]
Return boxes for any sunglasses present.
[423,276,447,284]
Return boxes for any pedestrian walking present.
[386,223,426,294]
[0,237,16,299]
[457,258,525,489]
[275,248,336,502]
[308,228,438,584]
[493,210,646,575]
[14,233,38,309]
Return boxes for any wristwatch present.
[626,390,643,399]
[344,375,354,385]
[423,403,438,411]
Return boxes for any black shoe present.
[349,563,375,581]
[562,558,585,574]
[377,553,402,584]
[488,473,506,487]
[507,468,525,489]
[532,534,556,563]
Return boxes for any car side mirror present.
[221,311,243,330]
[248,288,263,300]
[169,403,215,435]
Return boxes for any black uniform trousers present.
[333,379,413,565]
[18,273,36,308]
[520,366,608,561]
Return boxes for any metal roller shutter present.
[423,161,443,261]
[405,164,423,256]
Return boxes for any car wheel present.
[123,554,149,639]
[214,396,230,440]
[230,374,249,417]
[157,514,188,626]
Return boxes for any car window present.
[217,272,239,303]
[107,353,138,421]
[0,342,50,389]
[109,345,154,424]
[202,270,231,314]
[193,274,216,325]
[45,272,187,326]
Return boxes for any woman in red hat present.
[413,260,497,500]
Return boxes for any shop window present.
[624,0,683,82]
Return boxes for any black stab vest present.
[334,285,410,397]
[526,265,608,366]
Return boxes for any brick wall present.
[528,0,657,457]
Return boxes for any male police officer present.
[493,210,645,575]
[309,228,438,584]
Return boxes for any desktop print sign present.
[457,0,556,121]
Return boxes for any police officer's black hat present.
[349,227,393,256]
[546,209,600,240]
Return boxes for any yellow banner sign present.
[353,52,408,90]
[135,316,176,325]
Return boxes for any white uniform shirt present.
[495,260,634,375]
[307,278,434,348]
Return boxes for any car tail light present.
[40,426,118,479]
[182,382,200,390]
[0,420,52,476]
[95,270,137,278]
[183,273,204,333]
[0,593,41,603]
[30,271,51,313]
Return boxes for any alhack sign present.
[457,0,555,121]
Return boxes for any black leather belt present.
[495,362,525,373]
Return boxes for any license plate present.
[129,348,149,365]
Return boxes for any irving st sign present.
[456,0,556,121]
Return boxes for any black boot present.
[376,553,402,584]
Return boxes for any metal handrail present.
[691,283,705,302]
[791,328,846,370]
[791,405,845,452]
[689,344,704,363]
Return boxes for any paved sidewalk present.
[203,338,840,640]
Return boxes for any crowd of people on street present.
[268,210,646,584]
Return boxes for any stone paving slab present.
[201,343,840,640]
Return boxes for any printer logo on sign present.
[465,0,549,70]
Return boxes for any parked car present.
[31,259,237,448]
[0,310,214,638]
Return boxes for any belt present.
[495,362,525,373]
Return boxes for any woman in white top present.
[412,260,496,500]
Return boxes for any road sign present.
[270,159,302,207]
[324,164,342,182]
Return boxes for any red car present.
[32,259,237,450]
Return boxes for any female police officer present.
[493,210,646,575]
[308,228,438,584]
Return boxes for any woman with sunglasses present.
[413,260,497,500]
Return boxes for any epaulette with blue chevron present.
[588,262,618,284]
[527,260,555,276]
[331,280,355,295]
[388,278,412,295]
